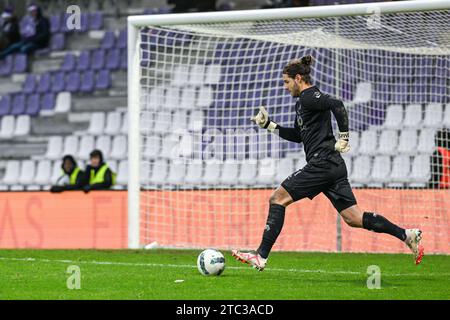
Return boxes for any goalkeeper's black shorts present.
[281,153,357,213]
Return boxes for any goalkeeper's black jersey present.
[278,86,349,162]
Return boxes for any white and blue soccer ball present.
[197,249,225,276]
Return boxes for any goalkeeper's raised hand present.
[335,131,350,153]
[250,106,277,133]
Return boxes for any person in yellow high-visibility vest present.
[50,155,84,193]
[81,149,116,193]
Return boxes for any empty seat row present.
[144,85,214,111]
[82,111,128,136]
[60,48,127,72]
[354,127,438,155]
[382,103,450,129]
[0,92,71,117]
[170,64,222,87]
[100,29,127,50]
[143,158,306,187]
[0,54,27,76]
[141,110,204,135]
[22,69,112,94]
[39,134,127,161]
[0,158,128,191]
[0,115,30,138]
[349,154,432,188]
[49,11,103,34]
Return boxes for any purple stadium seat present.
[80,13,89,32]
[50,14,62,34]
[50,33,65,51]
[0,55,13,76]
[14,54,27,73]
[0,94,12,116]
[0,55,14,77]
[61,53,76,72]
[80,70,95,92]
[51,71,66,93]
[65,71,81,92]
[89,12,104,30]
[105,49,120,70]
[120,49,127,70]
[26,93,41,116]
[117,29,127,49]
[37,73,51,93]
[22,74,37,94]
[101,31,116,50]
[11,93,26,115]
[91,49,106,71]
[95,69,111,90]
[76,50,90,71]
[41,93,55,112]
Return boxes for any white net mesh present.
[135,7,450,253]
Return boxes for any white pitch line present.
[0,257,447,277]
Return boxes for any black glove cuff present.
[263,117,271,129]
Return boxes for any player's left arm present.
[329,97,350,153]
[316,94,350,153]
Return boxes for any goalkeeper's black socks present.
[257,203,286,259]
[362,212,406,241]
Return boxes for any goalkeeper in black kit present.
[232,55,424,270]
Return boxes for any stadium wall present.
[0,190,448,253]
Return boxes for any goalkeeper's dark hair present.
[283,55,313,84]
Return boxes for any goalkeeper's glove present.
[335,131,350,153]
[250,106,278,133]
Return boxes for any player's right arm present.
[250,106,302,143]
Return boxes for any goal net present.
[128,0,450,254]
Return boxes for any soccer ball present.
[197,249,225,276]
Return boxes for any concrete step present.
[66,33,101,51]
[0,79,22,95]
[30,56,64,74]
[0,142,47,160]
[112,71,127,88]
[72,94,127,112]
[31,113,88,136]
[104,16,127,31]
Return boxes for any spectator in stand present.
[0,6,20,51]
[81,149,116,193]
[169,0,216,13]
[260,0,308,8]
[0,4,50,59]
[429,128,450,189]
[50,155,84,193]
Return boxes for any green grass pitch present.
[0,249,449,300]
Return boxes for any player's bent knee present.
[341,213,361,228]
[269,188,293,207]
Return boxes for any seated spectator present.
[82,149,116,193]
[0,4,50,59]
[50,155,84,193]
[0,6,20,51]
[429,128,450,189]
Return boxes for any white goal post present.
[127,1,450,251]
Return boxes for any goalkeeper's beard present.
[291,83,301,97]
